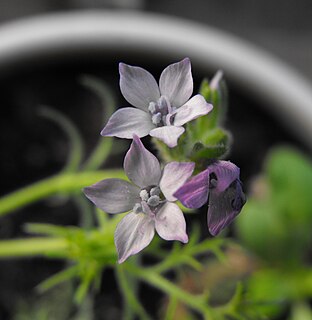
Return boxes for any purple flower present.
[174,161,246,236]
[101,58,213,148]
[83,135,195,263]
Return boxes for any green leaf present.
[236,147,312,265]
[190,128,232,161]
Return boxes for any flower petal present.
[101,107,155,138]
[160,162,195,201]
[119,63,160,110]
[155,202,188,243]
[159,58,193,108]
[174,169,210,209]
[209,161,240,193]
[149,126,185,148]
[173,94,213,127]
[208,179,246,236]
[115,212,155,263]
[124,135,161,188]
[83,179,140,214]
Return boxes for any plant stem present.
[0,238,68,258]
[0,170,126,217]
[125,265,215,319]
[116,265,151,320]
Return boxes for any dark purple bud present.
[207,161,246,235]
[173,169,210,209]
[174,160,246,236]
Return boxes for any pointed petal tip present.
[124,133,161,187]
[82,186,89,197]
[100,126,110,137]
[83,186,95,199]
[181,234,189,244]
[118,256,126,264]
[118,62,126,72]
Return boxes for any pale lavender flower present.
[83,135,194,263]
[174,161,246,236]
[101,58,213,148]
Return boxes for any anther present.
[133,203,142,214]
[147,195,160,207]
[148,102,156,114]
[139,189,149,201]
[152,113,162,125]
[150,186,160,196]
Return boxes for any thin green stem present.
[149,238,225,274]
[83,138,113,171]
[116,265,151,320]
[38,265,80,293]
[80,76,116,171]
[125,265,214,319]
[38,106,85,173]
[0,238,68,258]
[164,295,178,320]
[0,170,126,217]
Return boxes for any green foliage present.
[236,147,312,265]
[235,147,312,318]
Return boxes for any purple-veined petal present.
[83,179,140,214]
[155,202,188,243]
[174,169,210,209]
[101,107,155,138]
[115,212,155,263]
[207,179,246,236]
[124,135,161,188]
[160,162,195,201]
[149,126,185,148]
[209,161,240,193]
[159,58,193,108]
[119,63,160,110]
[173,94,213,127]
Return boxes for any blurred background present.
[0,0,311,78]
[0,1,311,319]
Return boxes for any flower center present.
[148,96,175,127]
[133,186,164,214]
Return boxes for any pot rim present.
[0,10,311,150]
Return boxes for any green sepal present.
[190,128,232,162]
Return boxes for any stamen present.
[150,186,160,196]
[152,112,162,125]
[162,115,167,125]
[148,102,156,113]
[139,189,149,201]
[147,195,160,207]
[158,96,167,110]
[133,203,142,214]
